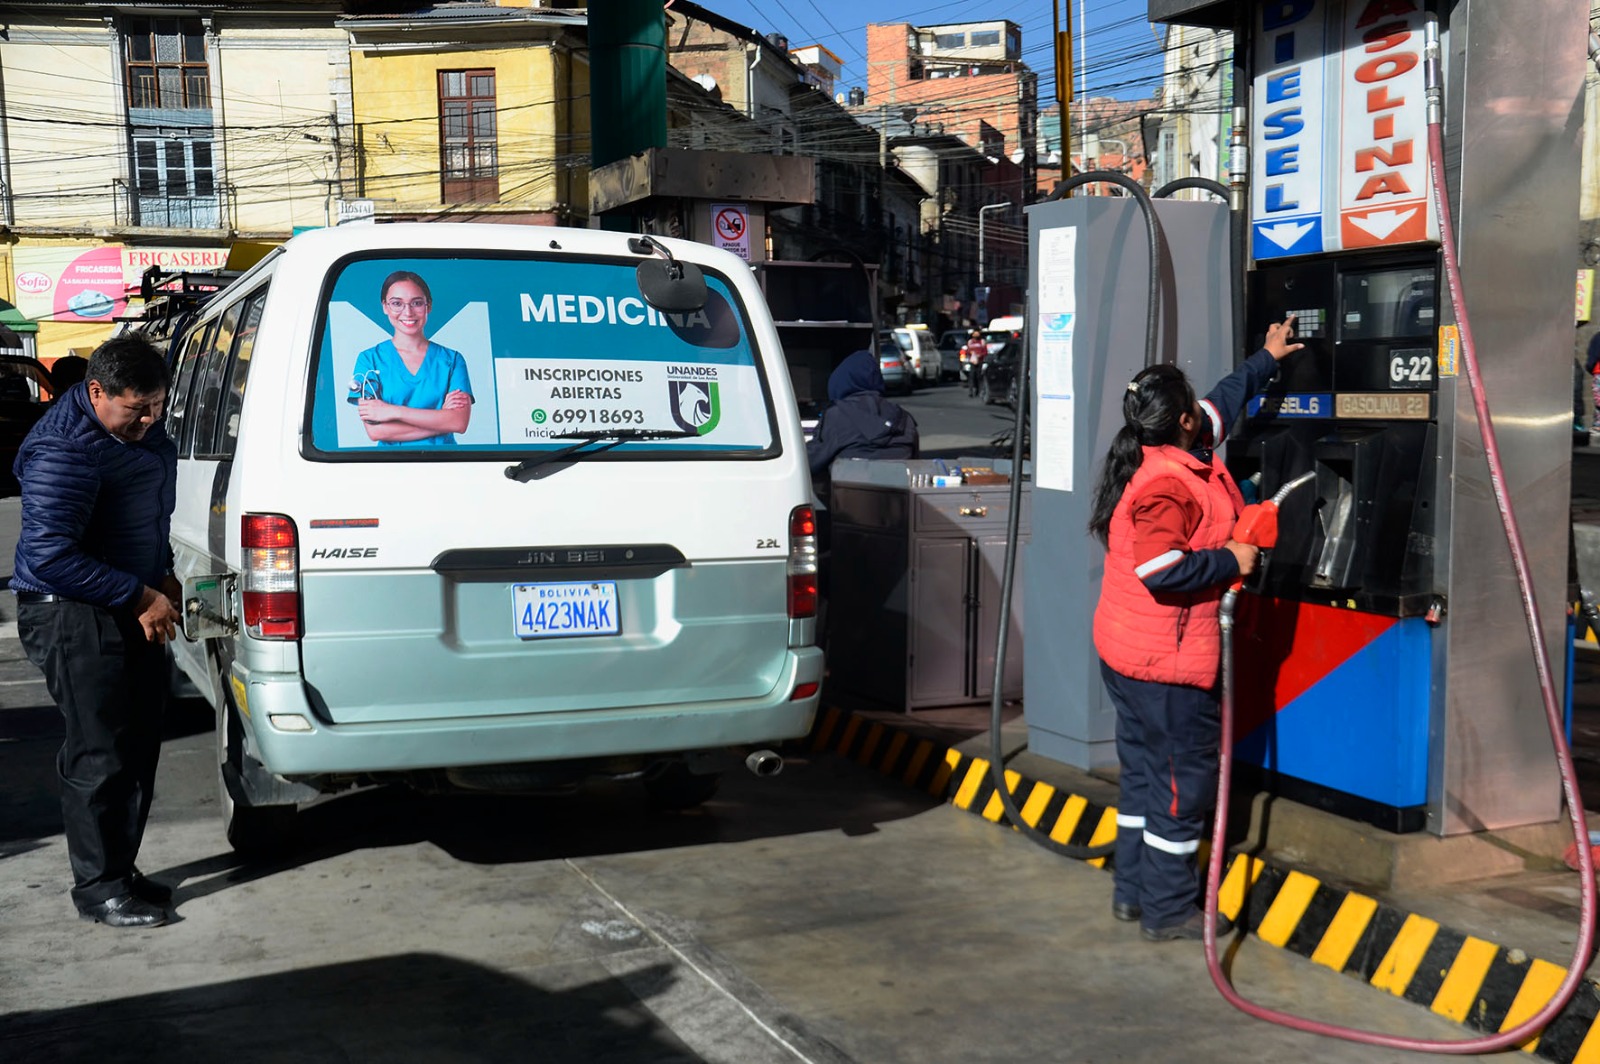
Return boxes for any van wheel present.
[644,762,721,809]
[1006,379,1020,408]
[218,692,297,855]
[980,377,994,405]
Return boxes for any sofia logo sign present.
[15,272,50,295]
[1250,0,1435,259]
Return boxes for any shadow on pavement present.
[0,953,705,1063]
[151,742,936,909]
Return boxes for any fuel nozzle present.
[1235,470,1317,552]
[1231,470,1317,590]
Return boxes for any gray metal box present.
[828,457,1030,711]
[1022,196,1234,769]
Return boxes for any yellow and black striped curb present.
[808,704,1600,1063]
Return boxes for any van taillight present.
[241,513,300,639]
[788,505,818,619]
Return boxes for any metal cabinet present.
[827,458,1028,710]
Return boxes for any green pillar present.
[589,0,668,231]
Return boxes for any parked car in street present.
[878,342,912,395]
[984,315,1024,358]
[880,326,943,385]
[938,328,968,378]
[0,354,59,497]
[978,340,1023,408]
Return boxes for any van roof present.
[986,315,1024,331]
[275,222,751,273]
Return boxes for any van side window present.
[213,289,265,457]
[186,298,242,458]
[167,321,215,459]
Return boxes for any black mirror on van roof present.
[630,235,708,313]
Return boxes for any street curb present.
[809,703,1600,1062]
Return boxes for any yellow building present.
[0,5,344,359]
[339,7,590,226]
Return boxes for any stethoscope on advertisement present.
[348,369,382,403]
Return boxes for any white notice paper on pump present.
[1035,227,1076,491]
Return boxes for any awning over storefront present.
[0,299,36,350]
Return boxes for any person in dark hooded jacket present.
[806,349,919,482]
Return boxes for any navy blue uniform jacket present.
[12,382,177,607]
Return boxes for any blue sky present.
[712,0,1169,103]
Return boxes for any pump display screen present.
[1340,268,1436,341]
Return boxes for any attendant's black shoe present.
[1112,901,1141,923]
[78,893,169,929]
[1141,909,1233,942]
[130,869,172,906]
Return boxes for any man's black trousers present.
[19,599,168,910]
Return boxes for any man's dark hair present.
[86,334,170,397]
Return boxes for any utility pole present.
[978,201,1011,285]
[1053,1,1074,177]
[883,103,896,172]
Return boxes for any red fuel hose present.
[1203,21,1596,1052]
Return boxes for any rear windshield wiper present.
[504,428,699,482]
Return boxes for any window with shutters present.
[123,16,217,228]
[439,70,499,203]
[124,17,210,111]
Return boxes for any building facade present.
[0,3,344,357]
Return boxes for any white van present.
[879,326,944,384]
[165,223,823,850]
[984,314,1024,356]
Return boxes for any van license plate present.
[513,582,620,639]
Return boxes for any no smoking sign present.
[710,202,750,260]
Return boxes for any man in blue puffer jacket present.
[13,334,182,929]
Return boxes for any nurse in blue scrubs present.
[351,270,473,446]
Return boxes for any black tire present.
[643,762,722,809]
[218,684,297,855]
[980,377,994,405]
[1006,379,1019,408]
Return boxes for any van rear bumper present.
[234,646,824,776]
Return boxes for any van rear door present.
[290,249,803,725]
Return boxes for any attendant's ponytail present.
[1087,364,1196,545]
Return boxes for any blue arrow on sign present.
[1252,216,1322,260]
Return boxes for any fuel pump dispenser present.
[1143,0,1593,1050]
[1145,0,1585,842]
[989,0,1594,1050]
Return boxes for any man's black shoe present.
[78,893,169,928]
[1140,909,1233,942]
[131,869,172,905]
[1112,901,1141,922]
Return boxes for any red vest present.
[1093,445,1244,687]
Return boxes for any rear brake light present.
[787,505,817,619]
[242,513,300,639]
[790,681,819,701]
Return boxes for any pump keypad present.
[1286,307,1326,338]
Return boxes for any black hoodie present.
[806,350,919,475]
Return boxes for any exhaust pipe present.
[744,749,783,777]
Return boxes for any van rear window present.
[306,255,775,457]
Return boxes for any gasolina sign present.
[1251,0,1435,261]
